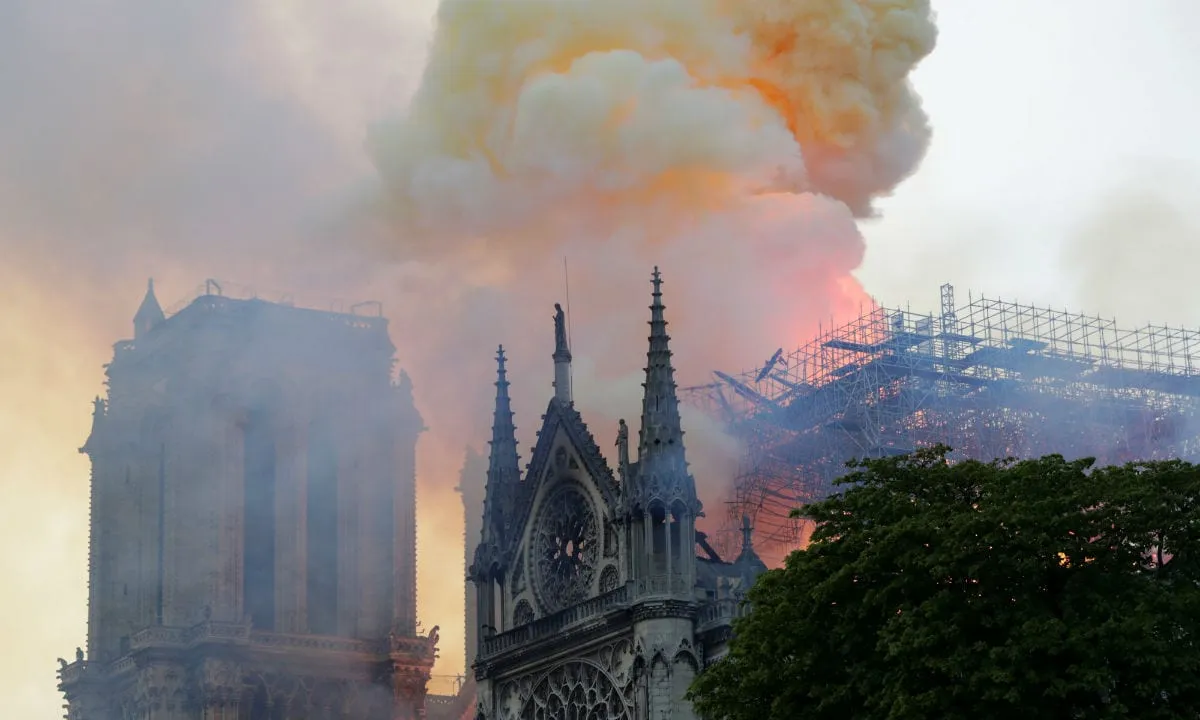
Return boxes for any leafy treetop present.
[688,446,1200,720]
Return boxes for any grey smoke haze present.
[0,3,775,715]
[0,1,428,281]
[0,3,456,715]
[1061,166,1200,329]
[9,2,1198,717]
[0,0,948,716]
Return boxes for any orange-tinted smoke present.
[366,0,934,558]
[0,2,935,716]
[0,1,471,713]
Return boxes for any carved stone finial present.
[552,303,572,401]
[554,303,568,356]
[76,647,84,662]
[616,419,630,474]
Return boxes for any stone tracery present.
[599,565,620,593]
[468,274,767,720]
[521,661,630,720]
[513,600,534,627]
[532,483,599,613]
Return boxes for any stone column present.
[275,414,305,633]
[393,426,419,636]
[336,418,361,637]
[392,377,423,637]
[357,419,394,638]
[216,403,247,622]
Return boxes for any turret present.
[133,278,165,339]
[624,267,700,599]
[735,515,768,582]
[483,346,520,547]
[470,346,521,646]
[632,268,696,506]
[623,268,703,718]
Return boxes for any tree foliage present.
[688,446,1200,720]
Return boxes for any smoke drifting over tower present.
[0,1,938,713]
[361,0,941,572]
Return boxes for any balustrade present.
[482,584,631,658]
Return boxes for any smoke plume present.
[368,0,936,249]
[0,0,935,715]
[1061,165,1200,328]
[365,0,938,546]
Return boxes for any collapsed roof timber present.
[683,284,1200,562]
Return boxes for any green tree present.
[688,446,1200,720]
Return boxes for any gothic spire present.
[133,278,165,339]
[483,345,521,546]
[633,267,698,509]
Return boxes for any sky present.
[858,3,1200,324]
[2,1,1200,717]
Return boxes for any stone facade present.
[469,269,766,720]
[58,282,437,719]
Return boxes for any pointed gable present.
[504,397,619,559]
[499,302,620,562]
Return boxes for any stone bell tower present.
[58,281,439,719]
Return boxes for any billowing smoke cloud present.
[369,0,936,242]
[0,0,935,715]
[365,0,938,545]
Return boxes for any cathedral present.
[469,268,767,720]
[57,281,438,719]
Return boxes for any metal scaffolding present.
[683,284,1200,561]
